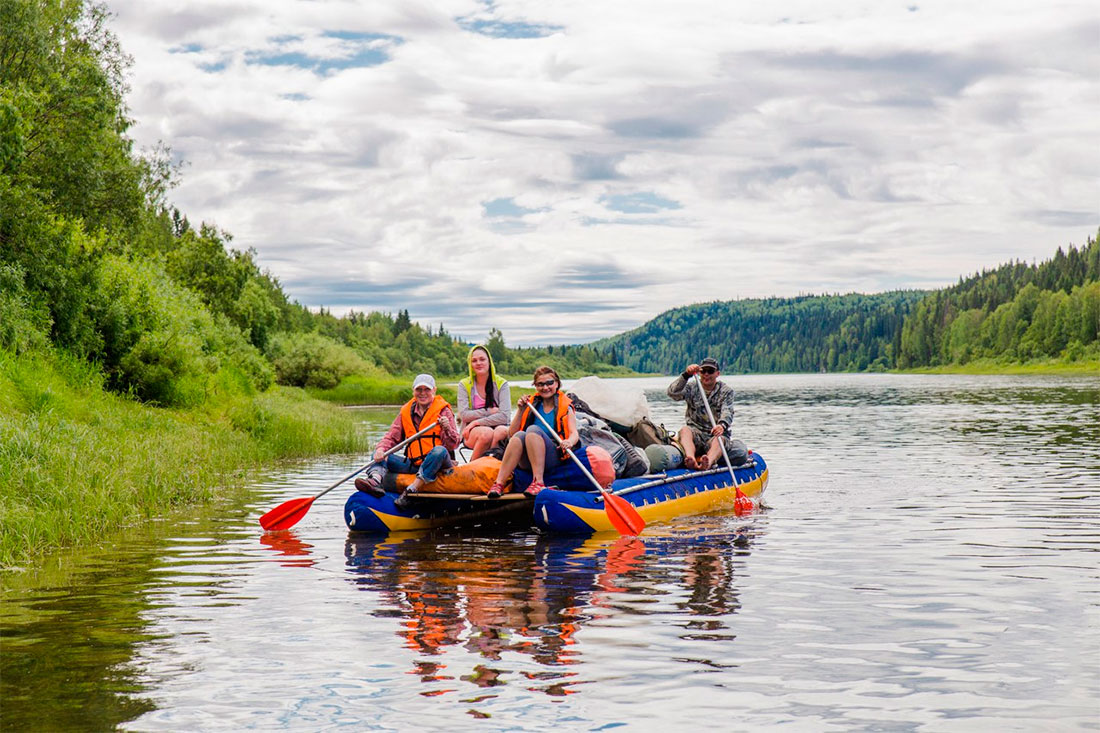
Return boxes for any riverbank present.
[898,357,1099,376]
[0,350,368,569]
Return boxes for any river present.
[2,374,1098,731]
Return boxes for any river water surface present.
[2,374,1098,731]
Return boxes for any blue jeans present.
[515,425,564,472]
[384,446,452,484]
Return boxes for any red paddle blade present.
[604,493,646,536]
[734,486,753,517]
[259,496,316,531]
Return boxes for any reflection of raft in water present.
[344,448,768,534]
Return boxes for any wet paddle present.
[259,420,440,531]
[694,374,753,516]
[524,399,645,536]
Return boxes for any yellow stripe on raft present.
[561,468,769,533]
[368,508,438,531]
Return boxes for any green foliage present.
[0,261,48,352]
[595,235,1098,375]
[161,224,287,350]
[307,374,458,405]
[93,254,272,405]
[0,183,106,355]
[898,234,1099,368]
[596,291,926,374]
[265,331,372,389]
[0,0,154,234]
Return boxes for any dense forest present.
[896,239,1099,367]
[594,237,1098,374]
[0,0,621,410]
[593,291,929,374]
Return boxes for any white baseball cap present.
[412,373,435,390]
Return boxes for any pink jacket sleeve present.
[375,414,404,453]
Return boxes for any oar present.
[525,398,645,536]
[694,374,753,515]
[259,420,441,531]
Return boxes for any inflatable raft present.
[533,455,767,533]
[344,450,768,534]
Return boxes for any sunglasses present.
[699,367,717,375]
[534,379,557,388]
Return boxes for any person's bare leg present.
[525,431,546,483]
[679,426,698,469]
[491,426,509,451]
[703,438,722,470]
[469,426,492,459]
[494,435,524,483]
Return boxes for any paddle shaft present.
[694,373,739,488]
[313,420,441,502]
[524,398,608,496]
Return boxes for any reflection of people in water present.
[343,533,601,694]
[341,525,756,695]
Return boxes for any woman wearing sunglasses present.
[667,357,746,470]
[488,365,578,498]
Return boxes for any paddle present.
[524,398,645,536]
[259,420,441,531]
[694,373,753,516]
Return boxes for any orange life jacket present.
[400,395,450,465]
[521,392,573,441]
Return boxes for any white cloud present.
[107,0,1099,344]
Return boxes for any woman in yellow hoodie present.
[457,345,511,459]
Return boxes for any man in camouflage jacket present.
[666,357,748,470]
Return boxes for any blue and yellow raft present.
[344,452,768,535]
[533,456,768,533]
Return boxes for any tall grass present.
[307,374,458,405]
[0,349,366,568]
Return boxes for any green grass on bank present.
[307,374,458,405]
[0,349,367,569]
[899,357,1100,376]
[306,372,614,406]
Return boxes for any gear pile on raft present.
[343,349,768,535]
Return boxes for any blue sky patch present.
[483,197,542,218]
[458,18,563,38]
[601,192,682,214]
[245,33,403,74]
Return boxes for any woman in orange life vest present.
[488,366,578,499]
[354,373,460,509]
[457,345,511,460]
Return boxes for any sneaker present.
[486,482,505,499]
[354,476,384,497]
[393,488,416,510]
[523,481,547,498]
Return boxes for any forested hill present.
[593,291,928,374]
[594,234,1099,374]
[897,236,1099,367]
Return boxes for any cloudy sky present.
[106,0,1098,344]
